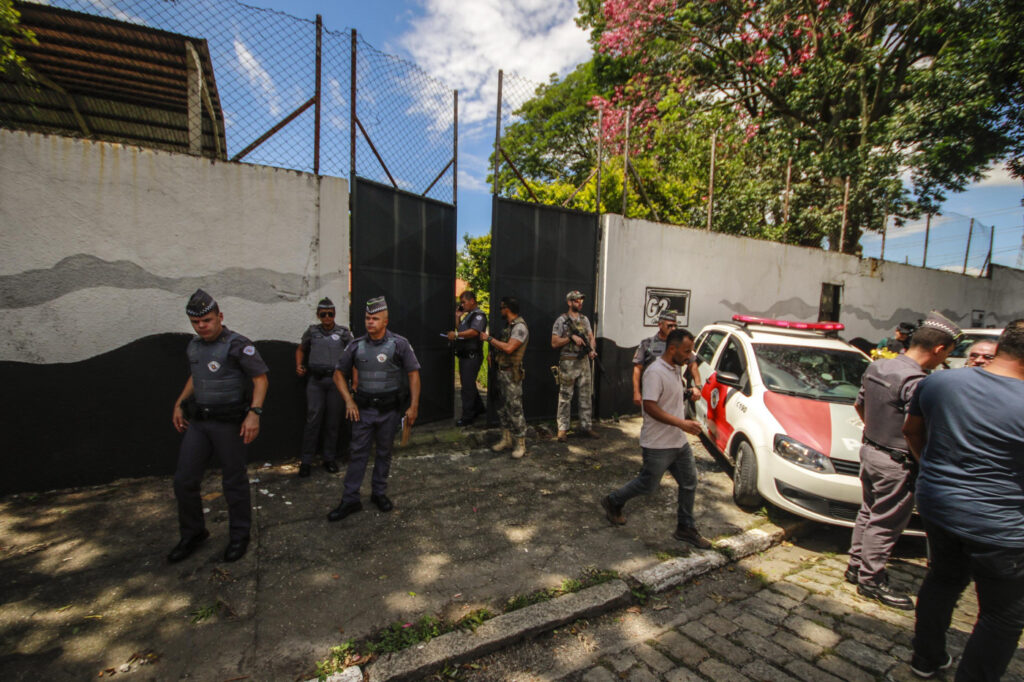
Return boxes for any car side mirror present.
[717,371,742,388]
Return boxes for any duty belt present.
[353,392,401,411]
[863,437,911,465]
[309,367,334,379]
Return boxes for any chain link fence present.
[861,213,995,276]
[8,0,456,203]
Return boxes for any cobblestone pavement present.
[459,526,1024,682]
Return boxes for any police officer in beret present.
[169,289,268,563]
[328,296,421,521]
[846,311,961,609]
[448,290,487,426]
[296,297,353,477]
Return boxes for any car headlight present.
[773,434,836,474]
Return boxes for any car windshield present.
[753,344,869,404]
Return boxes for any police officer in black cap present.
[169,289,269,563]
[447,290,487,426]
[296,297,353,477]
[328,296,420,521]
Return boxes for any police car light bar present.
[732,314,845,332]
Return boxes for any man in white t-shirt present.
[601,329,711,548]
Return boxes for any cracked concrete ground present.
[0,417,777,681]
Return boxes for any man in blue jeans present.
[903,319,1024,680]
[601,329,711,548]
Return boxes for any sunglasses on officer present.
[318,310,336,318]
[968,352,995,361]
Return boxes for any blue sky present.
[243,0,1023,267]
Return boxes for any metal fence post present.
[962,217,975,274]
[595,109,603,214]
[453,89,458,206]
[706,130,716,231]
[880,209,889,261]
[783,156,792,223]
[621,109,630,217]
[839,175,850,252]
[493,70,503,195]
[314,14,322,175]
[923,213,931,267]
[349,28,357,182]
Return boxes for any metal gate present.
[351,177,456,423]
[489,196,600,422]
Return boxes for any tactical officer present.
[169,289,268,564]
[447,290,487,426]
[296,297,353,477]
[328,297,420,522]
[632,309,701,407]
[481,296,529,458]
[551,290,600,442]
[873,321,916,358]
[846,311,960,609]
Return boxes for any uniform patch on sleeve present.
[243,345,256,356]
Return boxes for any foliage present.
[504,567,618,612]
[366,615,444,654]
[456,233,491,313]
[497,0,1023,252]
[0,0,35,77]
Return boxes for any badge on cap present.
[243,345,256,356]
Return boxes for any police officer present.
[328,297,420,521]
[169,289,268,563]
[632,309,702,408]
[551,290,599,442]
[481,296,529,458]
[296,297,353,477]
[873,321,916,358]
[447,290,487,426]
[846,311,960,609]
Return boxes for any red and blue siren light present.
[732,314,845,332]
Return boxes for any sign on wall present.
[644,287,690,327]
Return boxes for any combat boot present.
[511,438,526,459]
[556,430,568,442]
[492,429,513,452]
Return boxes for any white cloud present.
[970,163,1021,189]
[87,0,144,24]
[397,0,591,127]
[233,39,282,116]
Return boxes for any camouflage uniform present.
[552,313,593,432]
[495,316,529,437]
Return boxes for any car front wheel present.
[733,440,763,510]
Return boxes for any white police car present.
[692,315,908,530]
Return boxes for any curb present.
[317,517,813,682]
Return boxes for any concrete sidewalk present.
[0,417,780,681]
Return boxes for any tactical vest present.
[308,324,349,372]
[643,335,667,368]
[496,317,528,370]
[188,331,247,406]
[861,358,925,451]
[559,314,587,358]
[455,310,485,354]
[354,335,403,395]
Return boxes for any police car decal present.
[243,345,256,356]
[208,360,221,372]
[702,372,735,451]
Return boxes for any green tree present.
[456,234,490,313]
[1,0,35,77]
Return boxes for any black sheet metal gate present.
[351,178,456,423]
[489,197,600,422]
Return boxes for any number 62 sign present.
[644,287,690,327]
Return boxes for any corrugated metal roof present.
[0,1,226,158]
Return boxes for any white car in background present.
[944,327,1003,369]
[691,315,921,533]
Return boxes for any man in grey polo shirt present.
[601,329,711,548]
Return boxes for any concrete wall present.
[595,214,1024,416]
[0,130,349,493]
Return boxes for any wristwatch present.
[249,406,264,416]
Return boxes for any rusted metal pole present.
[453,89,458,205]
[880,209,889,261]
[595,109,603,213]
[962,217,975,274]
[493,70,503,195]
[923,213,932,267]
[621,109,630,217]
[349,29,357,181]
[314,15,322,175]
[839,175,850,252]
[783,156,792,223]
[706,130,716,231]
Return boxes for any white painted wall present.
[0,130,349,362]
[598,214,1023,348]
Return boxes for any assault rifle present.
[567,323,605,374]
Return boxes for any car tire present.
[733,440,763,510]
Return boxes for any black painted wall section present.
[0,333,322,495]
[595,337,641,420]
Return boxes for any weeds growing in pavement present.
[189,602,220,624]
[504,567,618,613]
[747,569,771,587]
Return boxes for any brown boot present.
[511,438,526,459]
[556,430,568,442]
[492,430,513,452]
[601,495,625,525]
